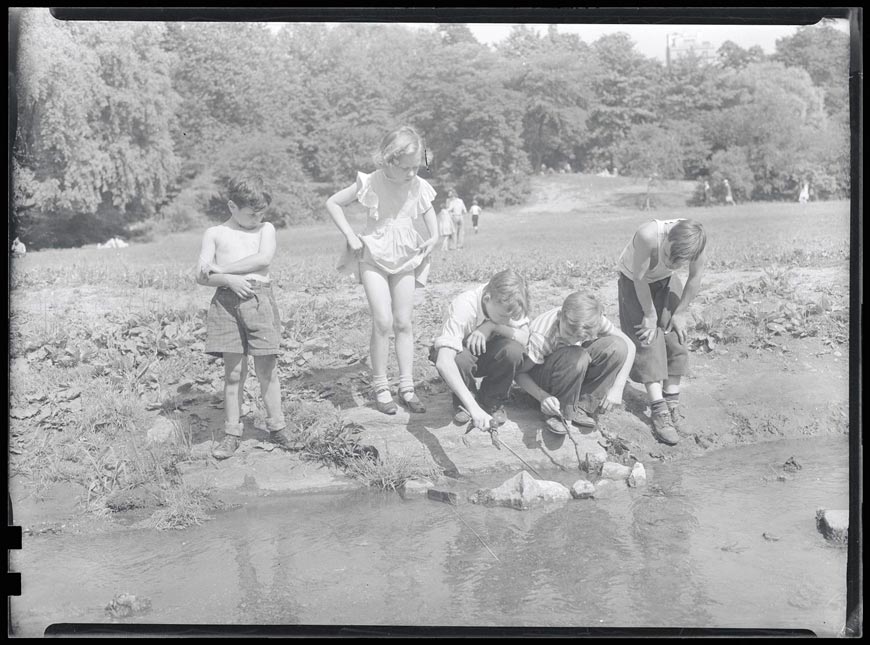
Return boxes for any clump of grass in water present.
[344,447,443,491]
[144,483,215,530]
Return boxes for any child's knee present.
[372,313,393,335]
[392,315,413,335]
[493,339,525,365]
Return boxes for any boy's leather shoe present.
[651,411,679,445]
[212,434,241,460]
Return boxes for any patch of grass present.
[344,446,443,491]
[144,483,215,530]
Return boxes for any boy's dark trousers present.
[430,337,525,411]
[528,336,628,417]
[617,272,688,384]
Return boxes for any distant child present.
[723,179,735,205]
[328,126,439,415]
[446,189,468,249]
[196,175,290,460]
[703,180,712,207]
[430,269,530,431]
[469,198,482,234]
[437,202,455,252]
[617,218,707,445]
[516,292,635,435]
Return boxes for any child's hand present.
[470,407,493,432]
[635,312,659,345]
[540,396,561,417]
[346,233,364,253]
[418,237,438,257]
[665,314,688,344]
[466,329,487,355]
[197,258,220,279]
[224,275,253,298]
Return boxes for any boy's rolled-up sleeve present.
[433,294,475,353]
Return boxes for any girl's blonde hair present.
[560,292,602,335]
[668,219,707,263]
[373,126,424,168]
[484,269,529,319]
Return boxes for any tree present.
[399,44,531,205]
[436,23,479,46]
[773,23,850,119]
[13,10,180,247]
[585,33,663,171]
[717,41,766,70]
[614,124,684,180]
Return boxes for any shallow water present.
[11,435,850,636]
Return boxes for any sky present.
[267,18,851,62]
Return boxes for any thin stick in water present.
[449,502,500,562]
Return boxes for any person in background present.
[327,125,439,415]
[437,201,455,252]
[469,198,482,234]
[723,179,735,206]
[446,188,468,250]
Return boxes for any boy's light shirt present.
[526,307,615,365]
[434,284,529,353]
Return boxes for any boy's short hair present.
[560,292,602,336]
[667,219,707,263]
[227,175,272,212]
[484,269,529,319]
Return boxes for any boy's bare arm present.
[211,222,277,275]
[673,250,707,316]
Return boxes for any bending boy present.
[430,269,530,432]
[516,292,635,435]
[616,218,707,445]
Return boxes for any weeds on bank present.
[345,448,442,491]
[144,483,215,530]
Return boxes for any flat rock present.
[146,416,178,445]
[815,508,848,544]
[472,471,571,510]
[346,391,607,479]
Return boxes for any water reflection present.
[13,437,848,634]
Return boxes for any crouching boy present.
[430,269,530,432]
[515,292,635,435]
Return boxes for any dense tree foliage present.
[11,10,852,248]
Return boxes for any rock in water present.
[570,479,595,499]
[815,509,848,544]
[783,456,802,473]
[473,471,571,510]
[398,478,433,500]
[628,462,647,488]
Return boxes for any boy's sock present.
[398,375,415,401]
[650,398,669,417]
[663,391,680,404]
[372,375,392,404]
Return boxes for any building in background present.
[666,32,716,66]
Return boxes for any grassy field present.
[8,173,852,528]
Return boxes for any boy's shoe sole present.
[453,409,472,425]
[570,413,597,429]
[544,417,569,435]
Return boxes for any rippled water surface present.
[11,435,850,636]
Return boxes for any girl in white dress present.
[327,126,439,414]
[437,203,455,252]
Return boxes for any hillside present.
[513,172,697,214]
